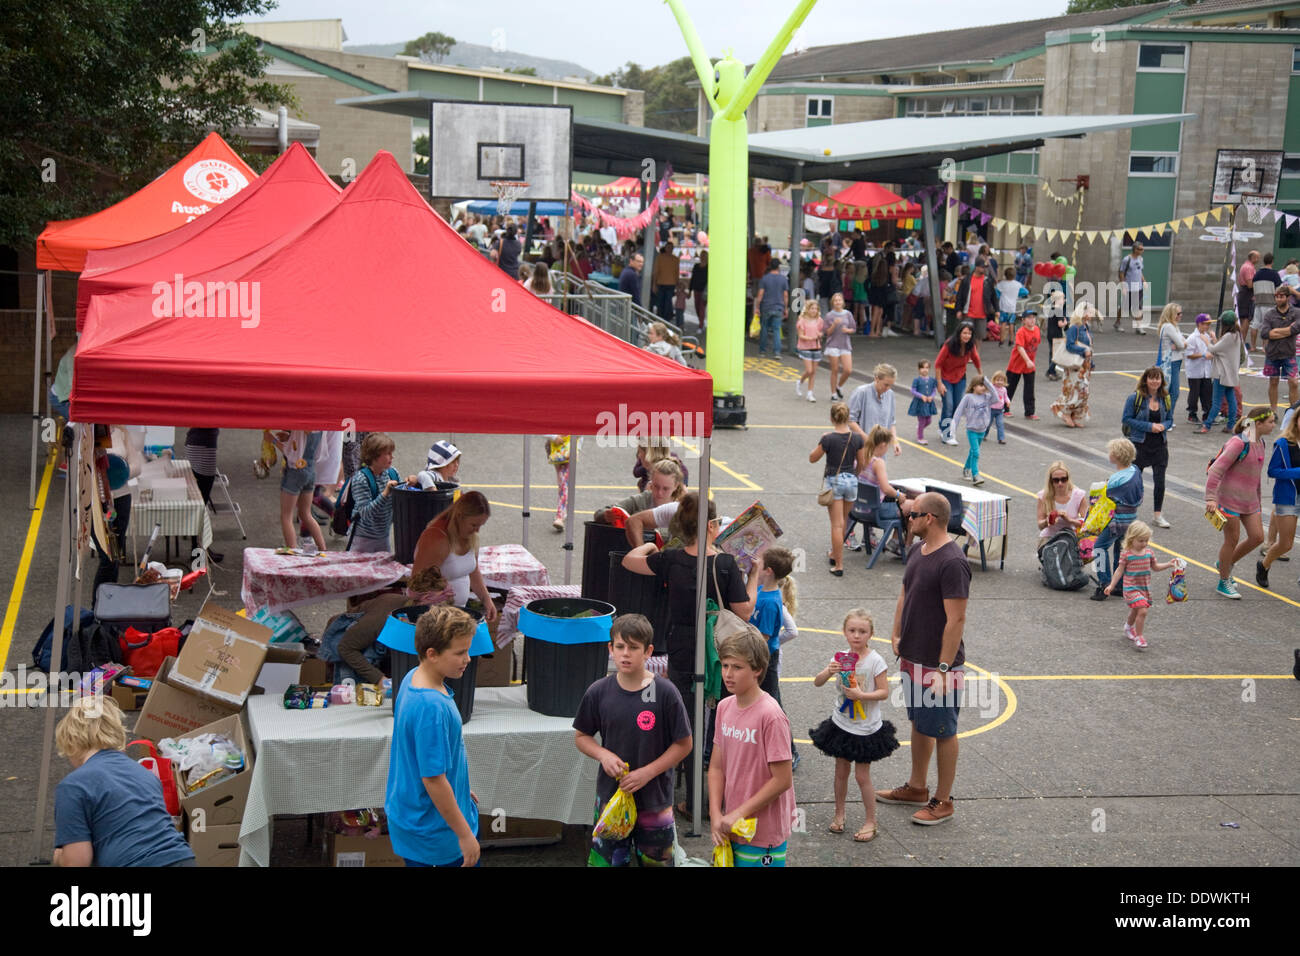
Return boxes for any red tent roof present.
[73,151,713,437]
[75,143,340,330]
[803,181,922,221]
[596,177,699,199]
[36,133,257,273]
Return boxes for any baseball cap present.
[427,441,462,470]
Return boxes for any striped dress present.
[1120,547,1156,608]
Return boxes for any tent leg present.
[689,436,712,838]
[563,438,577,585]
[29,423,79,864]
[30,272,45,510]
[521,437,531,553]
[788,180,805,348]
[922,191,946,348]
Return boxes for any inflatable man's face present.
[712,53,744,112]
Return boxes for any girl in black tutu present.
[810,609,898,842]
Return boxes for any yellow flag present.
[1035,226,1047,239]
[1210,207,1223,221]
[1100,230,1112,242]
[1196,212,1208,226]
[991,217,1005,228]
[1046,228,1058,242]
[1169,219,1182,233]
[1085,230,1098,242]
[1152,222,1166,236]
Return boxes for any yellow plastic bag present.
[1080,482,1115,536]
[712,842,734,867]
[731,816,757,840]
[748,313,760,338]
[593,771,636,841]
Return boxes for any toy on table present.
[1166,560,1188,603]
[330,683,355,705]
[284,684,312,709]
[593,764,637,840]
[834,651,866,722]
[357,683,384,707]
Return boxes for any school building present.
[740,0,1300,309]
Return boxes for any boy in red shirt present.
[1005,308,1042,419]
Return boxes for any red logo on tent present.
[182,159,248,204]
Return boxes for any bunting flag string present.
[569,164,676,241]
[1039,180,1084,206]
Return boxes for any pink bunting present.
[1287,214,1299,227]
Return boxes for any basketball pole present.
[1215,202,1240,319]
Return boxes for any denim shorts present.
[1272,502,1300,517]
[899,668,961,739]
[281,464,316,495]
[824,472,858,501]
[823,346,851,358]
[797,348,823,361]
[1263,357,1298,381]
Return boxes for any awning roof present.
[337,90,1192,183]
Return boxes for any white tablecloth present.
[128,459,213,549]
[238,686,597,866]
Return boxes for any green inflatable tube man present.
[665,0,819,406]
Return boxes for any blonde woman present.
[1036,461,1088,550]
[1156,302,1187,407]
[411,491,498,622]
[794,298,825,402]
[1050,301,1095,428]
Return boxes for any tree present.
[1065,0,1165,13]
[0,1,296,248]
[402,31,456,64]
[413,134,430,176]
[596,57,698,134]
[504,66,537,76]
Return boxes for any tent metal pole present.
[563,437,577,585]
[30,272,45,510]
[688,436,711,837]
[788,176,805,351]
[29,423,78,864]
[521,437,531,553]
[922,191,945,347]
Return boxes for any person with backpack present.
[1206,406,1278,598]
[1122,367,1175,529]
[1037,461,1088,553]
[343,433,410,553]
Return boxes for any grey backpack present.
[1040,531,1088,591]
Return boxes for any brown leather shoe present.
[912,797,955,825]
[875,782,930,805]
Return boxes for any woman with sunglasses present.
[1036,461,1088,551]
[1156,303,1187,408]
[1206,406,1277,598]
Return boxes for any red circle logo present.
[636,710,655,731]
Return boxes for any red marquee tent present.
[36,132,257,273]
[803,181,922,222]
[75,143,341,329]
[73,151,713,436]
[593,177,700,199]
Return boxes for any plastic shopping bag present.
[748,313,760,338]
[713,842,734,867]
[593,767,636,840]
[1080,483,1115,537]
[711,817,757,867]
[1166,560,1188,603]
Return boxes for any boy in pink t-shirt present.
[710,628,796,867]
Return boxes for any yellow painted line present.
[671,437,762,492]
[487,500,594,515]
[1,455,55,670]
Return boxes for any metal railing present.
[534,270,699,361]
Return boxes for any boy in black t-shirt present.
[574,614,692,866]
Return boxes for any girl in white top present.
[644,322,687,366]
[1156,302,1188,407]
[822,292,856,402]
[809,608,899,843]
[1036,460,1088,550]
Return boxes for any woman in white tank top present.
[411,491,498,623]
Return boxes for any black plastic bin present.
[384,604,482,723]
[391,483,456,564]
[607,552,670,652]
[581,521,653,604]
[520,598,615,717]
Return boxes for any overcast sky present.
[245,0,1071,75]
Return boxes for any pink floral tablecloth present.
[478,544,552,591]
[240,549,409,615]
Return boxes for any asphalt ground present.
[1,322,1297,870]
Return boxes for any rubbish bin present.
[606,552,670,652]
[381,603,495,722]
[581,521,653,604]
[391,483,456,564]
[520,598,615,717]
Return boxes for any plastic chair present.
[926,484,989,571]
[855,484,907,569]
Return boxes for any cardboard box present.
[330,833,403,867]
[172,712,253,827]
[169,604,272,707]
[475,645,514,687]
[110,681,148,712]
[135,657,240,743]
[480,815,564,847]
[187,822,242,867]
[298,657,332,686]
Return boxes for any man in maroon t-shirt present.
[877,491,971,825]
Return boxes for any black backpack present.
[33,607,96,671]
[1039,531,1088,591]
[330,467,381,537]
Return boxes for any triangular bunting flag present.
[1099,230,1112,242]
[1195,212,1208,226]
[991,217,1005,228]
[1272,208,1285,221]
[1151,223,1166,236]
[1181,216,1195,228]
[948,197,958,208]
[1210,207,1223,221]
[1085,230,1098,243]
[1046,228,1058,242]
[1287,214,1298,227]
[1034,226,1046,239]
[1169,219,1182,233]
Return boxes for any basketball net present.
[490,180,529,217]
[1242,194,1271,225]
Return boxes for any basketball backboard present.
[427,101,573,204]
[1212,148,1283,204]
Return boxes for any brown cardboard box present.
[298,657,332,686]
[135,657,240,743]
[330,832,403,867]
[479,815,564,847]
[187,822,242,867]
[110,681,148,712]
[169,605,272,708]
[172,712,253,828]
[475,644,514,687]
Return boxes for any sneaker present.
[807,392,817,403]
[1003,410,1014,418]
[833,389,844,401]
[1197,425,1211,434]
[883,328,901,338]
[1153,515,1171,529]
[1187,416,1200,425]
[1215,579,1242,599]
[943,435,959,446]
[876,782,930,805]
[1027,414,1040,420]
[1090,586,1108,601]
[962,467,971,479]
[997,439,1007,444]
[911,797,955,825]
[1133,633,1148,649]
[795,379,805,397]
[845,534,862,552]
[1256,561,1269,589]
[918,438,929,445]
[972,475,985,486]
[1124,623,1137,643]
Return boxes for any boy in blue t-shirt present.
[747,547,800,767]
[1090,438,1144,602]
[385,605,480,867]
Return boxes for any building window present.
[1123,229,1171,249]
[1137,43,1186,71]
[1129,154,1178,175]
[1282,154,1300,177]
[1277,207,1300,251]
[1292,45,1300,72]
[807,97,833,119]
[903,92,1041,118]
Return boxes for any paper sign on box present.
[169,604,272,707]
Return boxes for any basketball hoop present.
[1242,193,1272,225]
[490,180,529,217]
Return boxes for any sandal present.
[829,817,846,834]
[854,824,878,843]
[675,801,693,822]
